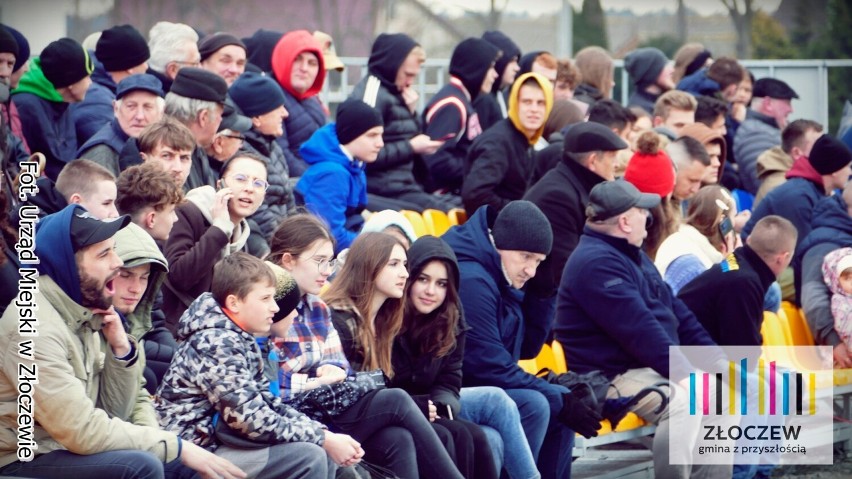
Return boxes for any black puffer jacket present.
[241,128,296,239]
[349,33,426,197]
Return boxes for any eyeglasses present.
[310,257,337,273]
[221,134,245,141]
[173,60,201,68]
[225,173,269,191]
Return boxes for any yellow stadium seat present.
[447,208,467,226]
[761,311,791,347]
[780,301,815,346]
[550,339,569,374]
[422,209,452,237]
[400,210,428,238]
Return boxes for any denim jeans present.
[459,386,541,479]
[0,449,196,479]
[504,388,574,479]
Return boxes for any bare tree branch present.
[402,0,466,41]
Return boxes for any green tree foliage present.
[573,0,608,52]
[751,11,798,59]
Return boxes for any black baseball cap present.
[70,208,131,252]
[586,180,661,222]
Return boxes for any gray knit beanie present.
[492,201,553,255]
[624,47,668,88]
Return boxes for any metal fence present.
[319,58,852,131]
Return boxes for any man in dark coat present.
[349,33,456,212]
[443,200,602,479]
[524,122,627,298]
[462,72,552,215]
[624,47,674,115]
[77,73,164,175]
[556,180,728,479]
[679,215,797,347]
[72,25,150,145]
[12,38,92,179]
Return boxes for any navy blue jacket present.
[741,177,823,248]
[70,57,116,146]
[676,68,721,98]
[555,227,720,381]
[276,89,327,177]
[296,124,366,251]
[442,206,564,409]
[77,118,129,175]
[11,92,76,180]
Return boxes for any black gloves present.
[558,388,603,438]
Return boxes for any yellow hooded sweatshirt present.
[508,72,554,145]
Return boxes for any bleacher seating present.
[422,209,452,236]
[447,208,467,226]
[400,210,428,238]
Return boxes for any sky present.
[428,0,783,17]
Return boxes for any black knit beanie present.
[492,200,553,255]
[41,38,93,88]
[809,134,852,175]
[624,47,668,88]
[229,71,285,117]
[336,98,383,145]
[199,33,246,62]
[96,24,149,71]
[0,24,19,59]
[6,26,29,72]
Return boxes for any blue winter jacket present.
[676,68,721,97]
[70,54,116,145]
[296,124,366,251]
[554,227,720,381]
[741,177,823,247]
[276,89,327,177]
[442,206,565,410]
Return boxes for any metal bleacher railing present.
[319,58,852,131]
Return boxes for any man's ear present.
[67,193,83,205]
[144,210,157,230]
[140,152,149,162]
[251,116,262,129]
[197,108,209,128]
[653,116,664,127]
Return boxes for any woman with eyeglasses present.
[268,215,464,479]
[162,151,268,331]
[229,71,296,240]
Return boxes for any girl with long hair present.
[269,216,462,479]
[393,235,540,479]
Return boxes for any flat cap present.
[115,73,164,99]
[752,77,798,100]
[563,121,629,155]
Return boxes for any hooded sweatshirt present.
[162,186,250,329]
[271,30,328,177]
[114,222,169,339]
[754,146,794,207]
[391,235,466,417]
[442,206,565,411]
[679,122,727,184]
[349,33,428,199]
[156,292,326,449]
[462,72,553,214]
[421,38,499,193]
[11,57,77,179]
[474,31,521,130]
[0,204,180,467]
[296,123,367,251]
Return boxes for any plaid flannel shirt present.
[272,294,350,399]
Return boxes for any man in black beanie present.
[72,24,152,145]
[198,32,247,86]
[12,37,93,179]
[624,47,674,115]
[0,24,18,88]
[443,200,603,479]
[0,23,30,204]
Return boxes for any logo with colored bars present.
[670,345,834,466]
[689,357,817,416]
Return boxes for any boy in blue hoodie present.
[297,98,384,252]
